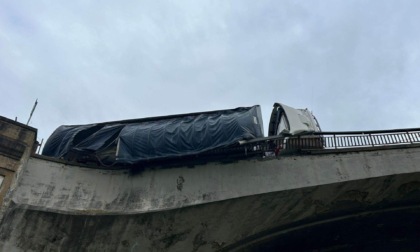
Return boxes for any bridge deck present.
[1,116,420,251]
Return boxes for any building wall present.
[0,116,37,220]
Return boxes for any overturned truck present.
[42,103,322,167]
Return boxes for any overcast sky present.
[1,1,420,143]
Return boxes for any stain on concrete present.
[160,230,190,249]
[193,222,208,251]
[212,240,226,251]
[380,176,394,193]
[335,190,369,202]
[202,193,214,201]
[176,176,185,191]
[121,239,130,247]
[398,181,420,195]
[312,199,328,214]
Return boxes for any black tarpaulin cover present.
[42,124,103,158]
[42,106,264,164]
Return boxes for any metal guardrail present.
[320,131,420,149]
[89,128,420,166]
[314,128,420,149]
[233,128,420,156]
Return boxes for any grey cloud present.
[1,1,420,143]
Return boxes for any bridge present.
[0,116,419,251]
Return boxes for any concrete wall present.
[10,145,420,215]
[1,145,420,251]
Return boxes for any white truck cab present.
[268,103,321,136]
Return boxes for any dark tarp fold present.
[42,124,103,158]
[73,124,125,153]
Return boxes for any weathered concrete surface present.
[0,116,36,220]
[10,146,420,214]
[0,145,420,251]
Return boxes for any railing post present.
[369,134,375,147]
[406,132,413,144]
[334,134,337,149]
[298,135,301,149]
